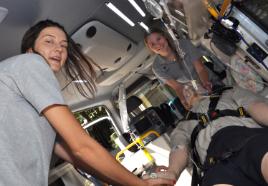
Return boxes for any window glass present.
[74,106,120,155]
[236,0,268,33]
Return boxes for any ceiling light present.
[175,9,184,17]
[73,80,87,83]
[128,0,146,17]
[0,7,8,23]
[106,2,135,27]
[138,22,149,32]
[181,28,188,34]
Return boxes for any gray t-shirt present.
[0,54,65,186]
[170,86,266,163]
[152,38,221,86]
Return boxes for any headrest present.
[126,96,143,113]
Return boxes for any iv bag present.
[144,0,163,19]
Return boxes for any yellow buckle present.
[208,157,215,165]
[199,114,208,126]
[238,107,245,117]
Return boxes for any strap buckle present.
[199,114,208,127]
[237,107,245,117]
[208,157,216,165]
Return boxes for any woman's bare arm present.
[193,59,212,92]
[168,147,189,179]
[166,79,191,109]
[44,105,174,186]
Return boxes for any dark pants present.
[202,126,268,186]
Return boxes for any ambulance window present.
[236,0,268,33]
[74,106,120,155]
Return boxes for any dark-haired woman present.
[0,20,174,186]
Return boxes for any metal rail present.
[116,130,160,162]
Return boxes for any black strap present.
[191,124,206,169]
[208,95,220,113]
[191,164,202,186]
[185,86,233,122]
[190,107,250,170]
[189,86,250,171]
[208,86,233,112]
[209,107,250,120]
[185,111,201,120]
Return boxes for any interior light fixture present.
[181,28,188,34]
[106,2,135,27]
[175,9,184,17]
[128,0,146,17]
[73,80,88,83]
[138,22,149,33]
[0,7,8,23]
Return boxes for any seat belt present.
[188,86,250,185]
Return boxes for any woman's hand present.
[193,59,212,93]
[154,165,169,173]
[181,98,192,110]
[143,177,175,186]
[202,81,212,93]
[142,171,176,186]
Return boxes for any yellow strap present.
[207,5,219,19]
[204,0,219,19]
[219,0,232,18]
[204,0,232,19]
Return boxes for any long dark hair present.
[21,19,98,98]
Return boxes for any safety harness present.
[183,86,251,186]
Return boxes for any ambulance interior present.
[0,0,268,185]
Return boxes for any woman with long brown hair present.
[0,20,175,186]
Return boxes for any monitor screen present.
[133,115,153,134]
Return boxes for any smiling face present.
[145,32,171,57]
[29,26,68,72]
